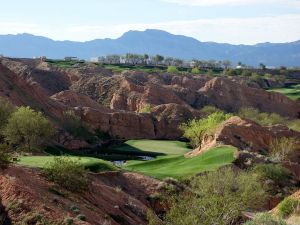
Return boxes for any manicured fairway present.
[267,85,300,100]
[111,139,191,156]
[123,145,237,179]
[18,156,117,172]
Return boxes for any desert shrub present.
[191,68,200,74]
[226,69,238,76]
[0,143,12,168]
[43,157,90,192]
[238,107,285,126]
[180,112,231,148]
[241,70,252,77]
[22,213,56,225]
[252,164,291,185]
[250,73,261,82]
[207,69,214,76]
[200,105,222,117]
[269,137,298,162]
[139,104,152,113]
[264,73,273,79]
[0,97,15,131]
[287,119,300,132]
[244,212,287,225]
[164,167,266,225]
[77,214,86,221]
[3,106,54,151]
[64,217,74,225]
[278,197,300,218]
[167,66,178,73]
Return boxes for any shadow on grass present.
[44,143,165,161]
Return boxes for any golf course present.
[18,140,236,179]
[267,84,300,100]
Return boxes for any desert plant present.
[252,164,291,186]
[200,105,222,117]
[167,66,178,73]
[139,104,152,113]
[0,143,12,168]
[164,167,266,225]
[191,67,200,74]
[244,212,287,225]
[43,157,90,192]
[238,108,285,126]
[180,112,231,148]
[269,137,298,162]
[0,97,15,131]
[3,106,54,151]
[77,214,86,221]
[278,197,300,218]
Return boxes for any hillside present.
[1,30,300,67]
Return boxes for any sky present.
[0,0,300,44]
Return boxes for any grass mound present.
[124,145,236,179]
[267,84,300,100]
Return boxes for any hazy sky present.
[0,0,300,44]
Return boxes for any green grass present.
[18,156,117,172]
[18,140,236,180]
[111,140,191,156]
[123,145,236,179]
[267,84,300,100]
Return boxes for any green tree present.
[165,167,266,225]
[0,97,15,131]
[154,55,164,65]
[3,106,54,151]
[167,66,178,73]
[259,63,266,70]
[180,112,231,148]
[0,143,12,169]
[191,67,200,74]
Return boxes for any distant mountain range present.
[1,29,300,67]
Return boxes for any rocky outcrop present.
[0,60,66,118]
[197,77,300,118]
[0,166,160,225]
[187,116,300,157]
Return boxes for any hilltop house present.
[64,56,80,61]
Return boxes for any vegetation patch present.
[162,167,266,225]
[278,197,300,218]
[180,111,231,148]
[43,157,90,192]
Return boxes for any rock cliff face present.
[1,57,300,143]
[197,77,300,118]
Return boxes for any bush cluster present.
[164,167,266,225]
[43,157,90,192]
[180,111,231,148]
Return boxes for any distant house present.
[64,56,80,61]
[90,57,105,63]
